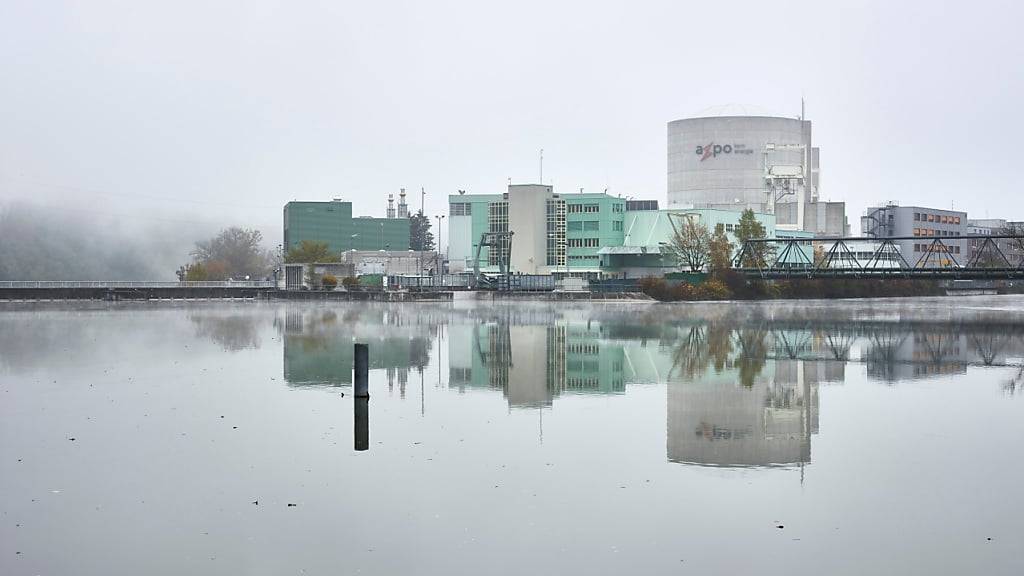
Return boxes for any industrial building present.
[600,208,776,277]
[667,106,847,236]
[862,203,967,266]
[448,184,626,276]
[283,194,411,254]
[449,185,787,278]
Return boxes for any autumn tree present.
[664,215,711,272]
[707,226,734,276]
[284,240,339,264]
[190,227,271,280]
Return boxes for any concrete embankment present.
[0,287,652,302]
[0,286,271,301]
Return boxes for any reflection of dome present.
[688,103,788,119]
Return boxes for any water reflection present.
[265,302,1024,468]
[280,308,432,390]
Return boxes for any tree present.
[707,227,734,276]
[664,215,711,272]
[284,240,339,264]
[191,227,271,279]
[1000,222,1024,265]
[734,209,774,267]
[184,262,208,281]
[410,210,435,252]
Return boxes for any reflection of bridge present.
[734,235,1024,279]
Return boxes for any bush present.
[637,276,671,301]
[693,279,732,300]
[321,274,338,289]
[341,276,360,288]
[671,282,696,301]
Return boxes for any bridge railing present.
[0,281,276,289]
[732,234,1024,279]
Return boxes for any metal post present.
[354,343,369,398]
[354,397,369,451]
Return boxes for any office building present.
[862,203,967,266]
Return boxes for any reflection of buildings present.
[281,309,431,390]
[447,322,631,408]
[667,360,819,468]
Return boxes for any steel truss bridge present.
[733,234,1024,280]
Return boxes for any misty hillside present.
[0,202,225,281]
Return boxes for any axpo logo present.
[694,142,753,161]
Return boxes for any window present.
[612,203,624,213]
[567,204,583,213]
[928,214,935,222]
[914,213,921,221]
[715,223,724,233]
[449,202,472,216]
[914,244,920,252]
[725,223,734,232]
[567,238,599,248]
[913,228,920,236]
[955,216,961,225]
[583,203,600,213]
[567,221,582,231]
[612,221,623,232]
[583,221,599,231]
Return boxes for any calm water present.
[2,298,1024,575]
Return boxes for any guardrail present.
[0,281,276,289]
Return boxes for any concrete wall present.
[776,201,848,237]
[508,185,551,274]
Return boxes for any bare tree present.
[664,215,711,272]
[1000,222,1024,265]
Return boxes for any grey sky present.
[1,0,1021,246]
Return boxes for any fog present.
[0,201,231,280]
[1,0,1022,277]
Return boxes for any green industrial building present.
[448,185,777,278]
[283,200,411,254]
[448,185,625,276]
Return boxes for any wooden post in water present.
[354,397,369,451]
[354,343,369,398]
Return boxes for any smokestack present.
[398,188,409,218]
[387,194,396,219]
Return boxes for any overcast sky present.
[1,0,1021,245]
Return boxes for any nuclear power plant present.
[667,105,847,236]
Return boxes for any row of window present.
[564,202,625,214]
[564,220,625,232]
[567,344,600,355]
[568,203,599,213]
[568,255,600,261]
[914,212,961,225]
[913,228,960,237]
[913,244,962,254]
[567,238,600,248]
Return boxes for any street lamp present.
[435,214,445,275]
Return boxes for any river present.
[2,297,1023,575]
